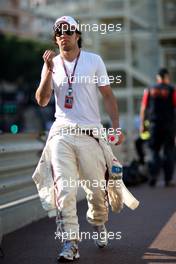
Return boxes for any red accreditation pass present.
[64,95,74,109]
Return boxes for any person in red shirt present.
[140,68,176,187]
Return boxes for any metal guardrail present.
[0,133,86,243]
[0,133,46,240]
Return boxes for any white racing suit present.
[32,122,139,240]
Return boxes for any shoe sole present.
[95,241,108,248]
[57,254,80,263]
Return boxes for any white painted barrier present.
[0,133,46,238]
[0,133,85,240]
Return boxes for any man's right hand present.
[107,131,125,146]
[140,124,145,134]
[139,123,147,134]
[43,50,56,72]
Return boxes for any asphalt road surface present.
[1,181,176,264]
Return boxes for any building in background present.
[0,0,52,39]
[158,0,176,83]
[0,0,176,136]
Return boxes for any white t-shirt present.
[41,50,110,127]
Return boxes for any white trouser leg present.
[76,135,109,226]
[49,135,79,241]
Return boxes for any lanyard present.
[61,50,81,95]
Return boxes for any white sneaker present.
[93,224,108,248]
[57,240,80,262]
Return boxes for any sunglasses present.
[55,28,75,37]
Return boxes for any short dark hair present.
[77,31,82,48]
[74,18,82,48]
[158,68,169,79]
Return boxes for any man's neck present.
[60,47,80,62]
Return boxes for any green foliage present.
[0,33,55,87]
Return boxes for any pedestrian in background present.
[140,68,176,187]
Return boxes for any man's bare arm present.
[99,85,124,144]
[99,85,119,129]
[139,89,149,133]
[139,105,146,133]
[35,50,55,107]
